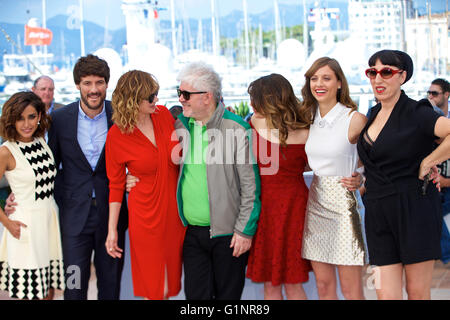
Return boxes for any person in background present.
[32,75,64,114]
[428,78,450,264]
[357,50,450,299]
[0,91,64,300]
[105,70,186,300]
[245,73,312,300]
[428,78,449,117]
[169,105,183,120]
[300,57,367,300]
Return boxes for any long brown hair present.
[248,73,309,146]
[300,57,357,124]
[0,91,50,141]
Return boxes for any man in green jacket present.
[175,62,261,300]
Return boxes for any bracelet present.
[356,167,365,188]
[359,175,366,188]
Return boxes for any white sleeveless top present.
[305,102,358,177]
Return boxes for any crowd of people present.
[0,49,448,300]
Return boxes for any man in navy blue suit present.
[47,54,128,299]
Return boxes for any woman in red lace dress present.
[246,74,312,299]
[105,70,186,299]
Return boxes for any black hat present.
[368,49,414,84]
[394,50,413,84]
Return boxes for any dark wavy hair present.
[300,57,357,124]
[248,73,309,146]
[0,91,51,141]
[73,54,110,85]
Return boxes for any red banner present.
[24,25,53,46]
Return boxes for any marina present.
[0,0,447,113]
[0,0,448,301]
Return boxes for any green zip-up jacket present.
[175,103,261,238]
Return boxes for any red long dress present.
[106,105,186,299]
[246,125,311,285]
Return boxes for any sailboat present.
[0,0,67,95]
[2,16,53,94]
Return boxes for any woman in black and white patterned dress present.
[0,91,64,300]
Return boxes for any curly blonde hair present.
[247,73,309,146]
[111,70,159,133]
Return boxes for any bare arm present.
[0,147,26,239]
[105,202,123,258]
[420,117,450,179]
[348,112,367,144]
[341,113,367,190]
[439,175,450,188]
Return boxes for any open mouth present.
[315,89,327,96]
[375,86,386,94]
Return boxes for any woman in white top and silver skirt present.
[301,57,368,300]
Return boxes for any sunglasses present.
[177,88,207,101]
[365,68,403,79]
[427,90,443,97]
[148,91,158,103]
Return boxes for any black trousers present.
[183,225,249,300]
[62,202,125,300]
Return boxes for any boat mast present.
[197,19,203,51]
[210,0,217,56]
[274,0,281,50]
[243,0,250,69]
[79,0,86,56]
[400,0,407,51]
[170,0,177,57]
[303,0,308,60]
[42,0,47,66]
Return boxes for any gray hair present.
[177,62,222,104]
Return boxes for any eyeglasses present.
[427,90,443,97]
[148,91,158,103]
[177,88,207,101]
[365,68,403,79]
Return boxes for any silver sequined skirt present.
[302,175,366,266]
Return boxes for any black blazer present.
[357,92,441,200]
[48,100,128,236]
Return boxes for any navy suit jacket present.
[48,100,128,236]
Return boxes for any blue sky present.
[0,0,445,30]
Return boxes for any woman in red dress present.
[245,74,312,299]
[105,70,186,300]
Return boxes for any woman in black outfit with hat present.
[357,50,450,300]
